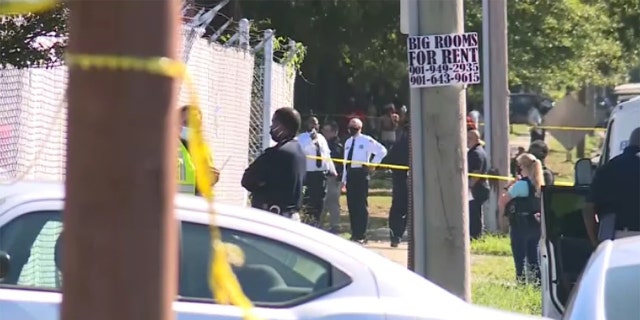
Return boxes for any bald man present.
[467,129,490,240]
[343,118,387,244]
[583,127,640,245]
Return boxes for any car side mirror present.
[0,251,10,281]
[575,158,594,186]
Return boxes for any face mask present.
[180,126,189,141]
[270,125,288,143]
[348,127,358,136]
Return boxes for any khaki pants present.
[323,176,341,228]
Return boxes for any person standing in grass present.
[467,130,490,240]
[499,153,544,284]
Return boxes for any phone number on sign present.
[410,72,480,86]
[424,63,479,73]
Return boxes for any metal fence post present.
[238,18,250,50]
[262,29,274,151]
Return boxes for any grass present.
[508,124,602,183]
[471,252,542,315]
[353,194,542,315]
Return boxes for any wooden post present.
[414,0,471,301]
[62,2,179,320]
[483,0,510,233]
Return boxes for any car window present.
[605,264,640,320]
[179,222,351,306]
[0,211,62,289]
[543,187,590,239]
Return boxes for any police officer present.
[500,153,545,284]
[467,130,490,240]
[583,127,640,246]
[528,139,554,186]
[242,107,306,221]
[297,116,337,226]
[382,120,409,247]
[179,105,219,195]
[343,118,387,244]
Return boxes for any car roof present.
[611,95,640,115]
[606,236,640,268]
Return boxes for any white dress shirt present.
[342,133,388,184]
[297,131,337,174]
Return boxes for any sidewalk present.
[366,241,408,267]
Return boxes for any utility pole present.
[482,0,510,233]
[408,0,471,301]
[63,2,179,320]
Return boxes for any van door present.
[540,186,594,319]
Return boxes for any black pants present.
[469,199,484,240]
[510,219,541,283]
[346,168,369,240]
[389,171,408,241]
[303,171,327,223]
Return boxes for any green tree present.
[0,4,67,68]
[466,0,631,98]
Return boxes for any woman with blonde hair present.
[499,153,545,284]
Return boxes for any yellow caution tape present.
[0,0,58,15]
[11,3,256,316]
[66,53,257,319]
[307,155,575,187]
[477,123,606,132]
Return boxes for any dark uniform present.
[506,177,542,283]
[241,138,306,217]
[382,123,409,247]
[343,133,387,243]
[468,143,490,239]
[588,142,640,233]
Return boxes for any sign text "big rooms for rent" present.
[407,32,481,88]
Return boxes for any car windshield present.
[604,264,640,320]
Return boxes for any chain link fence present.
[248,59,296,161]
[0,22,297,208]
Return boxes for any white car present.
[0,181,544,320]
[562,236,640,320]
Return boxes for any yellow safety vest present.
[177,141,196,194]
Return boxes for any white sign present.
[407,32,481,88]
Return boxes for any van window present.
[601,119,615,165]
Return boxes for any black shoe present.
[390,238,400,248]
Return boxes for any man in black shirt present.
[321,121,344,233]
[242,108,306,220]
[583,127,640,246]
[382,121,410,247]
[467,130,490,240]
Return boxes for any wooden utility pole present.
[409,0,471,301]
[482,0,510,233]
[63,2,179,320]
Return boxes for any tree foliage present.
[2,0,639,110]
[0,4,67,68]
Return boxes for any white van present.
[599,96,640,166]
[539,96,640,320]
